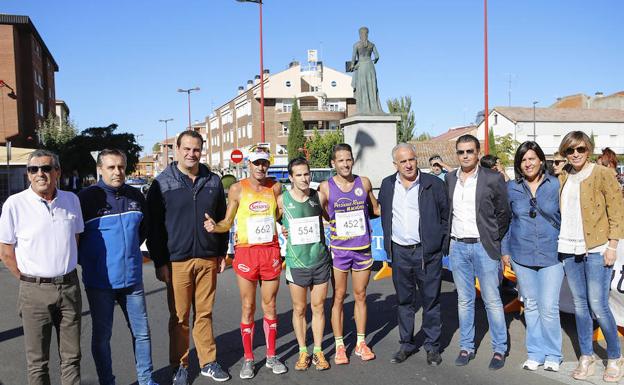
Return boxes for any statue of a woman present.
[350,26,383,115]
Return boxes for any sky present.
[2,0,623,154]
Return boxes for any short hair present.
[97,148,127,167]
[176,130,204,148]
[456,134,480,151]
[359,26,369,35]
[600,147,618,168]
[558,131,594,156]
[288,157,309,175]
[391,143,417,162]
[28,149,60,169]
[513,141,547,181]
[331,143,353,161]
[479,154,499,169]
[428,154,441,163]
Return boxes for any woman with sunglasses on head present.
[557,131,624,382]
[501,141,563,372]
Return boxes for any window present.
[327,103,339,112]
[331,81,337,87]
[328,121,339,130]
[280,122,289,136]
[285,81,291,87]
[246,123,252,138]
[282,101,292,113]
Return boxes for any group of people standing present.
[1,128,623,384]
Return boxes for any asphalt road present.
[0,262,617,385]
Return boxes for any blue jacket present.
[146,162,228,268]
[501,173,560,267]
[78,180,146,289]
[378,171,449,261]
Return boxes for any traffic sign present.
[231,149,243,164]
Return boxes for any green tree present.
[152,142,161,153]
[414,132,431,141]
[305,129,344,168]
[488,127,497,155]
[386,96,415,143]
[490,133,518,166]
[37,113,77,151]
[287,98,305,160]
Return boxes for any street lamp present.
[1,80,17,197]
[177,87,200,131]
[159,118,173,166]
[532,101,539,141]
[236,0,266,143]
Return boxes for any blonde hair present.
[558,131,594,156]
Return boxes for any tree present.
[305,129,344,168]
[287,98,305,160]
[488,127,497,155]
[152,142,161,153]
[490,133,518,166]
[37,113,77,151]
[386,96,415,143]
[60,124,143,176]
[414,132,431,141]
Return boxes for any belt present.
[20,270,77,284]
[392,242,422,249]
[451,236,480,244]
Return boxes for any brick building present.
[0,15,58,147]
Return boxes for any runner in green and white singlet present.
[277,157,331,371]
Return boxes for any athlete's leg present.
[237,275,257,360]
[289,283,309,349]
[351,268,372,335]
[310,282,329,349]
[331,269,349,339]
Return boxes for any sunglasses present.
[529,197,537,219]
[554,160,566,166]
[564,146,587,156]
[456,149,476,155]
[27,165,55,174]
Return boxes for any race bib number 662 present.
[247,216,275,244]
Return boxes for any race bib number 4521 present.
[335,210,366,237]
[247,216,275,244]
[289,216,321,245]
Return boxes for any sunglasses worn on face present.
[564,146,587,156]
[27,165,54,174]
[554,160,566,166]
[456,149,476,155]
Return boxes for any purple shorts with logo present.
[331,248,373,272]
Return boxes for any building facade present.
[0,15,58,147]
[205,58,355,169]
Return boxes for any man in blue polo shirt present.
[78,149,158,385]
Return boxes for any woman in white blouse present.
[557,131,624,382]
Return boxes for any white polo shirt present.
[0,187,84,277]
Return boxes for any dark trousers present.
[391,243,442,353]
[18,270,82,385]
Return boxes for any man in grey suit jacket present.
[443,134,511,370]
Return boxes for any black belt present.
[451,236,480,244]
[20,270,77,284]
[392,242,422,249]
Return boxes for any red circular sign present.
[231,149,243,164]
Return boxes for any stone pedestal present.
[341,114,400,190]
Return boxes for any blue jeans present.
[561,252,621,359]
[86,284,154,385]
[449,240,507,354]
[512,261,564,363]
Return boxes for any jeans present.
[449,240,507,354]
[512,261,564,363]
[86,284,154,385]
[561,252,621,359]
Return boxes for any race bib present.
[335,210,366,237]
[289,216,321,245]
[247,216,275,244]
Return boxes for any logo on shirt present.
[287,203,296,209]
[249,201,269,212]
[128,201,141,211]
[308,200,318,207]
[354,187,364,197]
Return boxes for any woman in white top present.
[557,131,624,382]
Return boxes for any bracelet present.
[607,246,617,251]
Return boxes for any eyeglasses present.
[27,165,55,174]
[456,149,476,155]
[529,197,537,219]
[564,146,587,156]
[554,160,566,166]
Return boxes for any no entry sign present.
[231,149,243,164]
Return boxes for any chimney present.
[237,86,244,95]
[289,60,299,68]
[246,80,253,90]
[254,75,261,85]
[263,69,270,80]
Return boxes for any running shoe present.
[354,341,375,361]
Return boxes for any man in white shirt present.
[443,135,510,370]
[0,149,84,385]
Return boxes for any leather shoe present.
[390,349,412,364]
[427,351,442,366]
[454,350,475,366]
[488,353,506,370]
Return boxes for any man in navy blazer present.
[378,143,449,366]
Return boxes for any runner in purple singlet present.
[318,143,380,365]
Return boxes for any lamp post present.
[1,80,17,197]
[159,118,173,167]
[236,0,266,143]
[532,101,539,141]
[177,87,200,131]
[483,0,489,155]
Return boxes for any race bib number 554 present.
[289,216,321,245]
[247,216,275,244]
[335,210,366,237]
